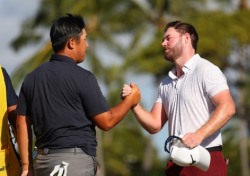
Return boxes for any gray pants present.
[34,151,97,176]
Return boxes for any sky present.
[0,0,169,159]
[0,0,41,74]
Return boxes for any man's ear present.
[67,38,75,49]
[184,33,190,44]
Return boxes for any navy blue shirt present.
[1,67,18,106]
[17,54,109,156]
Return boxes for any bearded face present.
[163,38,183,62]
[162,28,184,62]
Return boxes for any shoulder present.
[75,65,96,79]
[196,56,219,70]
[194,56,223,77]
[21,62,51,85]
[67,65,99,88]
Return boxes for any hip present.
[165,150,228,176]
[34,148,97,176]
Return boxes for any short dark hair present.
[50,13,85,52]
[164,21,199,51]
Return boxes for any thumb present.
[130,82,135,88]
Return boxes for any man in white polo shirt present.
[122,21,235,176]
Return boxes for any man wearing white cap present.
[122,21,235,175]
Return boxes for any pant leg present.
[34,152,97,176]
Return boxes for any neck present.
[175,68,183,78]
[174,52,196,78]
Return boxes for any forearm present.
[132,103,164,134]
[108,98,134,127]
[196,96,235,143]
[94,83,141,130]
[197,103,234,141]
[133,104,155,133]
[182,90,235,148]
[94,97,134,131]
[17,115,33,171]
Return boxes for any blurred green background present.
[1,0,250,175]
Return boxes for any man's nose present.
[162,39,167,47]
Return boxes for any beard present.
[164,39,183,62]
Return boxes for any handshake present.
[121,83,141,109]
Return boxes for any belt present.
[206,145,222,152]
[37,147,85,155]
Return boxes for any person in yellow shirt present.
[0,65,20,176]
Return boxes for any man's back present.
[18,54,109,156]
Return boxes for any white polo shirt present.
[156,54,229,148]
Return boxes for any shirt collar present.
[50,54,76,64]
[168,54,200,79]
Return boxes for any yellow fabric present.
[0,65,20,176]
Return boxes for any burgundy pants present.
[165,151,228,176]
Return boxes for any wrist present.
[131,104,137,110]
[131,103,139,110]
[22,163,33,171]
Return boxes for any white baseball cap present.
[165,136,211,171]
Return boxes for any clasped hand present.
[121,83,141,107]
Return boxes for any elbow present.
[97,121,114,131]
[223,103,236,123]
[148,130,158,135]
[228,101,236,117]
[94,112,117,131]
[229,104,236,118]
[100,126,112,131]
[148,128,161,134]
[145,125,161,134]
[16,115,27,130]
